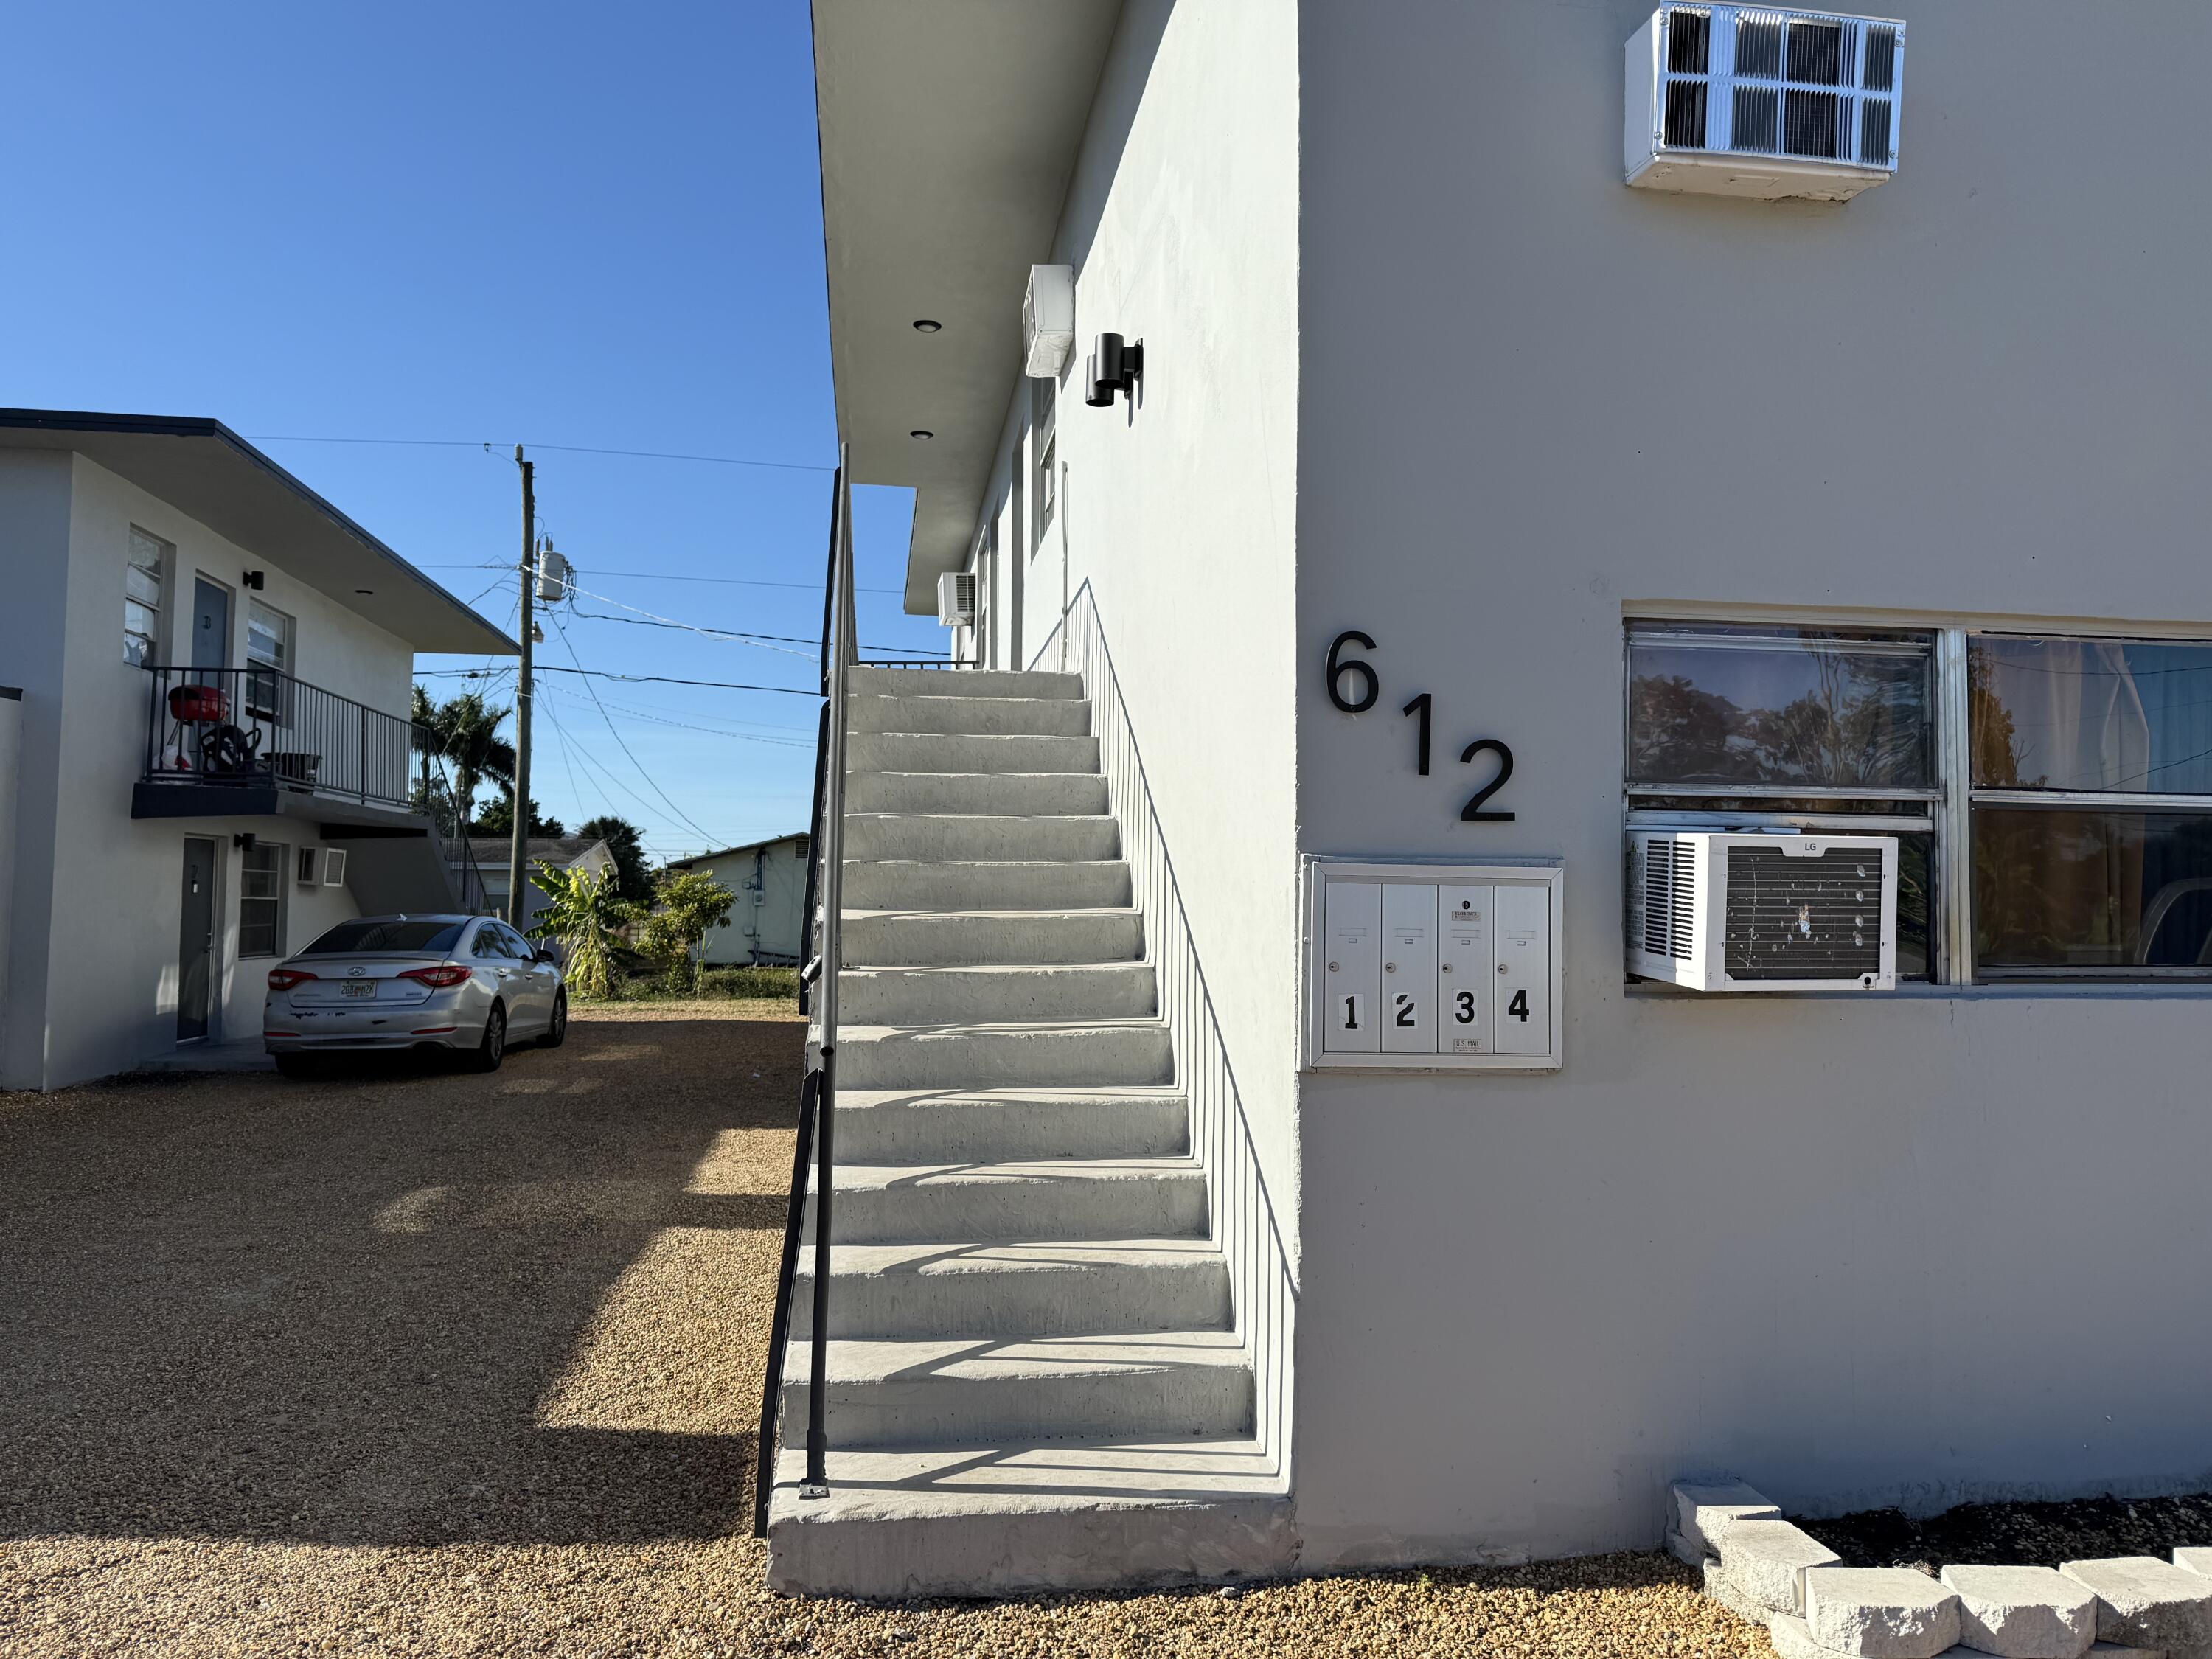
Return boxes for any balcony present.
[133,664,425,827]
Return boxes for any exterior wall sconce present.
[243,571,265,591]
[1084,333,1142,407]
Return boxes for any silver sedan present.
[262,914,566,1077]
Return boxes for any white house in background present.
[773,0,2212,1598]
[0,409,516,1090]
[665,832,809,964]
[456,835,615,932]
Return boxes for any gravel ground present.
[0,999,1775,1658]
[1798,1492,2212,1574]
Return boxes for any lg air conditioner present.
[321,847,349,888]
[1627,6,1903,201]
[1629,830,1897,991]
[936,570,977,628]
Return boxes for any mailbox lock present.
[1440,961,1453,973]
[1327,961,1339,973]
[1385,961,1395,974]
[1498,963,1508,974]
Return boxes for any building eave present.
[811,0,1122,613]
[0,408,519,657]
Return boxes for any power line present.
[547,611,723,846]
[418,560,903,598]
[243,433,835,473]
[419,664,817,695]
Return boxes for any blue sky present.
[0,1,936,860]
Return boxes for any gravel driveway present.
[0,1001,1773,1658]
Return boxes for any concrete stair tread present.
[844,905,1141,921]
[848,667,1085,699]
[821,1155,1200,1192]
[785,1328,1248,1386]
[769,1435,1284,1513]
[842,1017,1168,1036]
[801,1237,1227,1279]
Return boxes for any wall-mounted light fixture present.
[233,832,257,852]
[242,571,265,591]
[909,429,935,440]
[1083,333,1142,408]
[912,318,942,333]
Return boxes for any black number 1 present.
[1508,989,1531,1022]
[1343,995,1359,1029]
[1402,692,1432,775]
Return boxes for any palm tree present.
[525,864,636,999]
[412,689,516,827]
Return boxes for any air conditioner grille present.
[1641,838,1699,960]
[1722,846,1883,981]
[1859,96,1893,163]
[1666,79,1709,148]
[1651,5,1902,175]
[1784,88,1846,159]
[1735,13,1782,77]
[1863,23,1896,89]
[1666,7,1711,72]
[1787,18,1846,84]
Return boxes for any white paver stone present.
[2175,1550,2212,1581]
[2084,1645,2171,1658]
[1674,1481,1783,1555]
[1770,1613,1854,1658]
[2063,1558,2212,1652]
[1941,1564,2098,1658]
[1705,1557,1779,1626]
[1715,1517,1843,1615]
[1805,1566,1962,1658]
[1668,1527,1707,1568]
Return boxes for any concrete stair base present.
[765,1439,1294,1598]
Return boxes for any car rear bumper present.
[263,1021,480,1054]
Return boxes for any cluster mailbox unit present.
[1303,859,1564,1071]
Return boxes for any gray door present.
[178,837,217,1040]
[191,580,229,672]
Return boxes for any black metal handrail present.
[140,664,419,810]
[756,447,856,1536]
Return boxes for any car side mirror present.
[535,945,558,965]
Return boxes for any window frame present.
[125,526,170,667]
[1628,616,2212,989]
[238,840,287,959]
[1030,373,1057,554]
[245,599,294,723]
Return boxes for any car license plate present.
[341,981,375,999]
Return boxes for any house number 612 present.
[1324,628,1516,822]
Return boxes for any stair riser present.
[841,910,1144,967]
[849,732,1100,775]
[766,1493,1297,1597]
[838,1026,1173,1090]
[812,1176,1208,1244]
[847,773,1109,817]
[790,1260,1230,1339]
[849,667,1085,701]
[834,1099,1189,1163]
[844,815,1120,862]
[849,695,1092,737]
[843,861,1132,911]
[841,966,1157,1024]
[780,1364,1252,1448]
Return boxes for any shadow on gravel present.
[0,1012,800,1548]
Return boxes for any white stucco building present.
[768,0,2212,1596]
[0,411,515,1090]
[667,832,810,965]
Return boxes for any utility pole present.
[509,446,534,927]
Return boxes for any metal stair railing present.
[756,445,856,1535]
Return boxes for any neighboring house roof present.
[456,837,613,872]
[812,1,1124,612]
[666,831,810,869]
[0,408,518,656]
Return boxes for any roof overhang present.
[812,0,1122,613]
[0,409,518,656]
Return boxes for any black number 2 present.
[1459,738,1516,821]
[1394,993,1416,1027]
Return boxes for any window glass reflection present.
[1628,627,1933,788]
[1970,636,2212,794]
[1974,809,2212,973]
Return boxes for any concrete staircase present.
[765,667,1291,1598]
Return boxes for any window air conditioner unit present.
[936,570,976,629]
[1022,264,1075,378]
[321,847,349,888]
[1626,7,1903,201]
[296,845,320,886]
[1628,830,1898,991]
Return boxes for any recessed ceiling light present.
[909,429,934,440]
[355,588,374,595]
[912,319,942,333]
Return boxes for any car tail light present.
[268,969,317,991]
[399,964,471,989]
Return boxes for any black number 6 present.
[1458,738,1516,821]
[1325,630,1379,713]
